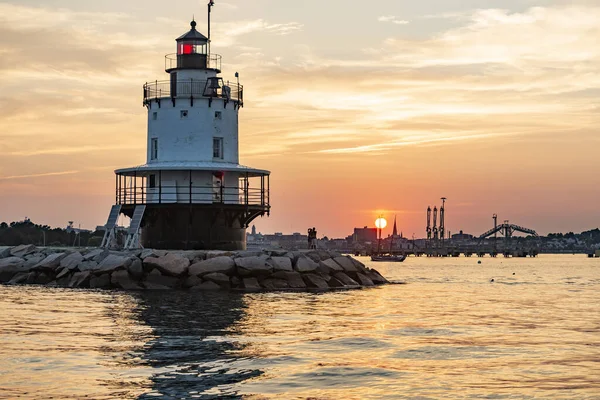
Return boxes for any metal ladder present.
[124,205,146,250]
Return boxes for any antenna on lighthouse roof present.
[208,0,215,54]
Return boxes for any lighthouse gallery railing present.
[143,79,243,105]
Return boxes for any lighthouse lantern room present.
[108,4,270,250]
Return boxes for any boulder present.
[140,249,167,260]
[319,258,344,273]
[69,271,91,288]
[56,268,71,280]
[272,271,307,289]
[333,272,360,287]
[207,251,234,259]
[183,275,202,289]
[0,257,26,282]
[260,279,289,290]
[366,269,388,284]
[190,281,221,291]
[269,249,289,257]
[0,247,11,259]
[77,260,99,272]
[34,253,67,271]
[327,276,346,288]
[95,254,132,274]
[203,272,230,287]
[90,274,111,289]
[299,250,321,263]
[235,250,264,258]
[355,273,375,287]
[143,282,171,290]
[26,272,38,284]
[111,270,143,290]
[269,256,293,272]
[8,272,29,285]
[350,258,369,273]
[242,277,261,290]
[144,269,179,288]
[60,252,84,270]
[189,256,235,277]
[128,258,144,280]
[10,244,37,258]
[230,276,242,288]
[235,256,273,276]
[333,256,358,272]
[23,254,45,269]
[143,254,189,277]
[83,248,108,262]
[35,272,52,285]
[303,274,329,290]
[56,273,72,287]
[294,256,319,273]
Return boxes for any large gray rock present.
[203,272,230,287]
[8,272,29,285]
[90,274,111,289]
[297,250,321,263]
[34,272,52,285]
[56,268,71,280]
[10,244,37,258]
[366,269,388,284]
[350,258,369,273]
[272,271,307,289]
[235,256,273,276]
[83,248,109,262]
[23,254,45,269]
[95,254,131,274]
[333,256,358,272]
[183,275,202,288]
[319,258,344,273]
[143,254,189,277]
[294,256,319,273]
[189,256,235,277]
[111,270,143,290]
[144,269,179,288]
[207,251,234,259]
[303,274,329,290]
[269,256,293,272]
[242,277,261,290]
[143,282,171,290]
[140,249,167,260]
[0,257,26,282]
[128,258,144,280]
[333,272,360,287]
[260,278,289,290]
[60,252,84,270]
[34,253,67,271]
[69,271,91,288]
[191,281,221,291]
[327,276,346,288]
[0,247,11,259]
[77,260,98,272]
[355,273,375,287]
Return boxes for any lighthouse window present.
[215,111,222,120]
[213,137,224,159]
[151,138,158,160]
[152,112,158,120]
[180,110,189,119]
[149,174,156,188]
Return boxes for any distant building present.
[451,230,474,241]
[352,226,377,244]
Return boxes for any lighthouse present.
[106,4,270,250]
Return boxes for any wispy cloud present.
[378,15,409,25]
[0,170,79,180]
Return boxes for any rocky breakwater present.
[0,245,389,291]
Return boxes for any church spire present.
[392,215,398,237]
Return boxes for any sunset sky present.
[0,0,599,238]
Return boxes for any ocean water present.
[0,255,599,399]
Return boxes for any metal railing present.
[116,184,269,208]
[143,79,243,105]
[165,53,222,72]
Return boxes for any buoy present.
[490,278,494,283]
[478,260,482,264]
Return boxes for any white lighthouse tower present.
[109,5,270,250]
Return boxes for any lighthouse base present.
[122,205,266,251]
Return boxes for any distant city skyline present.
[1,0,599,238]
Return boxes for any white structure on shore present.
[107,5,270,250]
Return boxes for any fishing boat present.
[371,254,407,262]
